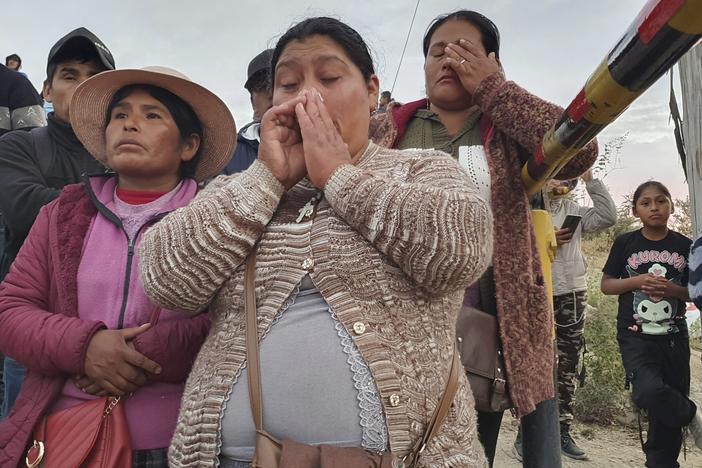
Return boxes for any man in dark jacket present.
[0,63,45,137]
[0,27,115,419]
[221,49,273,174]
[0,55,46,416]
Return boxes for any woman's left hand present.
[294,89,353,189]
[74,340,146,397]
[444,39,501,96]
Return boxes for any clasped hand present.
[637,274,671,302]
[258,89,352,190]
[75,323,161,397]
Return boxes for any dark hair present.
[5,54,21,66]
[46,39,104,84]
[245,69,271,94]
[105,84,203,178]
[271,17,375,82]
[423,10,500,58]
[381,91,391,99]
[632,181,672,207]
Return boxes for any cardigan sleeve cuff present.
[323,164,363,215]
[77,321,108,376]
[473,70,507,111]
[240,159,286,199]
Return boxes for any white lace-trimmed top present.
[457,145,491,204]
[220,274,388,462]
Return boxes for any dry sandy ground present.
[494,350,702,467]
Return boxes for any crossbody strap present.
[403,348,461,466]
[245,252,265,431]
[243,252,461,463]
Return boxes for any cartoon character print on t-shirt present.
[627,263,683,335]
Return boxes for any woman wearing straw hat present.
[0,66,235,467]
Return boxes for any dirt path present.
[494,349,702,467]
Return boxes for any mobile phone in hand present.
[561,214,582,232]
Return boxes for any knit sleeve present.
[138,160,285,312]
[324,149,493,296]
[579,179,617,233]
[474,71,598,181]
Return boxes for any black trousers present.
[478,398,561,468]
[477,410,503,466]
[618,333,695,468]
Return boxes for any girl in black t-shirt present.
[601,181,701,466]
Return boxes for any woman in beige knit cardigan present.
[139,17,493,468]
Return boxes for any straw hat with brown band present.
[70,66,237,182]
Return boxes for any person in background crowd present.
[0,27,114,419]
[5,54,29,80]
[513,169,616,461]
[5,54,22,73]
[221,48,273,175]
[376,90,392,113]
[690,234,702,312]
[602,181,702,467]
[369,9,597,467]
[0,61,44,137]
[139,16,493,468]
[0,51,47,415]
[0,65,225,468]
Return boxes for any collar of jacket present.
[46,112,85,151]
[79,173,198,231]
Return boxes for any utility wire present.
[391,0,421,95]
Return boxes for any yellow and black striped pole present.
[523,0,702,196]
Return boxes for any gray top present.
[220,275,388,462]
[549,179,617,295]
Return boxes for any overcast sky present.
[2,0,697,205]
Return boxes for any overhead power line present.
[391,0,421,95]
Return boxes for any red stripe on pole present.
[567,88,590,122]
[534,146,545,165]
[638,0,685,44]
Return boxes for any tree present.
[671,196,692,238]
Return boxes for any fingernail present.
[156,367,162,374]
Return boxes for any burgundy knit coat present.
[369,72,598,416]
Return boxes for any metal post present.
[680,44,702,236]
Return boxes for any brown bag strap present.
[244,251,461,464]
[403,347,461,466]
[244,252,265,431]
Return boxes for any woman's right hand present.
[258,94,309,190]
[83,324,162,396]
